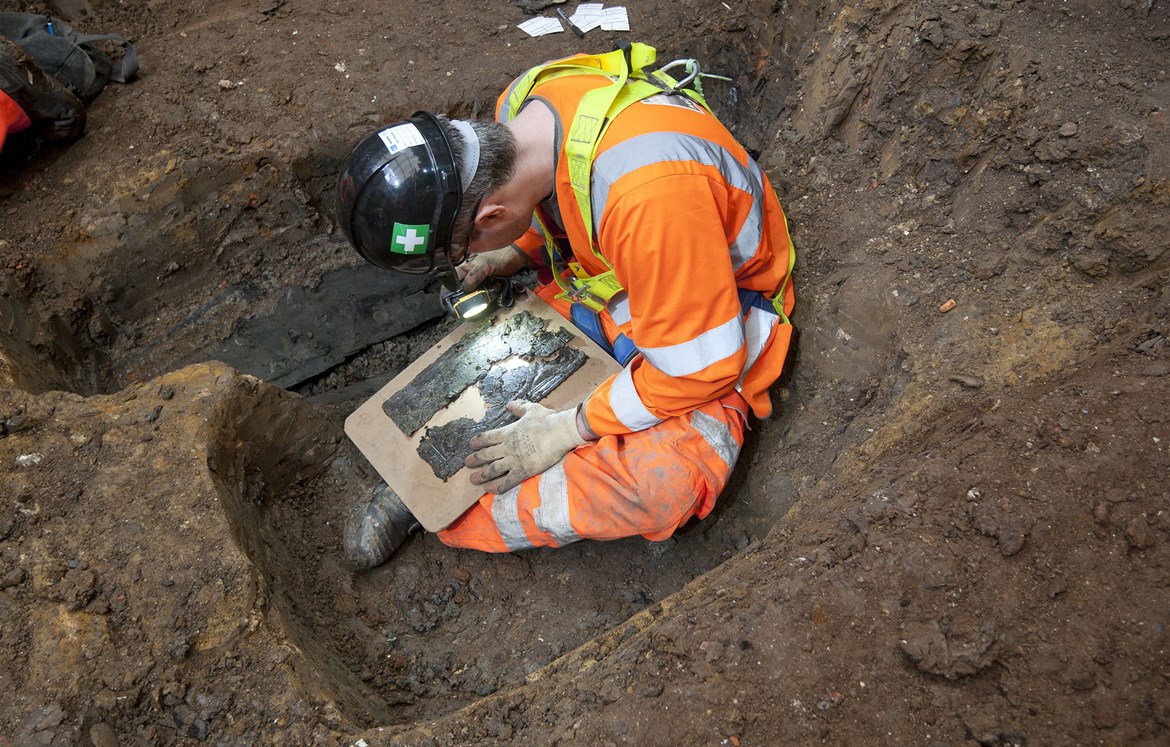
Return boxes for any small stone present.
[169,636,191,660]
[645,537,676,558]
[62,568,97,611]
[950,375,985,389]
[1070,672,1096,691]
[217,79,236,90]
[1058,122,1079,137]
[188,717,210,741]
[901,618,1000,678]
[700,641,725,663]
[1031,653,1063,675]
[817,690,844,710]
[89,722,119,747]
[1125,516,1154,549]
[1092,694,1118,728]
[1046,577,1069,600]
[1139,362,1170,377]
[997,527,1026,557]
[1152,688,1170,727]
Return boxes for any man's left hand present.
[466,401,587,494]
[456,246,527,290]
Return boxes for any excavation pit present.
[4,0,1168,742]
[0,1,816,730]
[0,150,794,729]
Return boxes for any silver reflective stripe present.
[532,461,580,546]
[608,292,631,326]
[640,313,744,377]
[641,93,704,111]
[497,76,529,122]
[591,132,766,270]
[728,172,766,271]
[610,365,663,431]
[691,410,739,470]
[737,306,778,388]
[491,485,532,551]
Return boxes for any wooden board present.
[344,292,620,532]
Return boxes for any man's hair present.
[436,115,518,247]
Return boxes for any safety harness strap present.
[571,288,783,370]
[569,304,639,366]
[772,216,797,326]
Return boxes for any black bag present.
[0,12,137,104]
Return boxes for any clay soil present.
[1,0,1169,744]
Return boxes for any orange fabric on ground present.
[437,387,747,552]
[0,89,31,151]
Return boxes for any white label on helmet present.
[378,123,426,155]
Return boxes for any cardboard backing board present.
[344,292,621,532]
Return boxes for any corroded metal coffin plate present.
[344,292,621,532]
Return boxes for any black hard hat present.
[335,111,462,274]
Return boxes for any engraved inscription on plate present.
[382,311,587,480]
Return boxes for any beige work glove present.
[457,246,528,290]
[466,401,587,494]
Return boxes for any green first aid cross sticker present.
[390,223,430,255]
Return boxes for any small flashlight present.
[442,285,498,320]
[440,276,518,321]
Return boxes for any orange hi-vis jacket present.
[495,61,796,439]
[435,58,795,553]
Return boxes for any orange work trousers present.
[436,391,746,552]
[437,285,748,552]
[0,90,31,151]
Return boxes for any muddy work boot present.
[0,38,86,142]
[343,485,420,570]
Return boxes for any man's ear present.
[475,201,507,230]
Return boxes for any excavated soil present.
[1,0,1168,744]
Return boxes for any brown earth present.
[1,0,1169,744]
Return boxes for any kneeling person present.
[335,46,796,567]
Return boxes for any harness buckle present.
[568,281,608,312]
[655,59,732,96]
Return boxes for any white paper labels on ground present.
[519,4,628,37]
[600,6,629,31]
[569,4,628,32]
[518,16,564,36]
